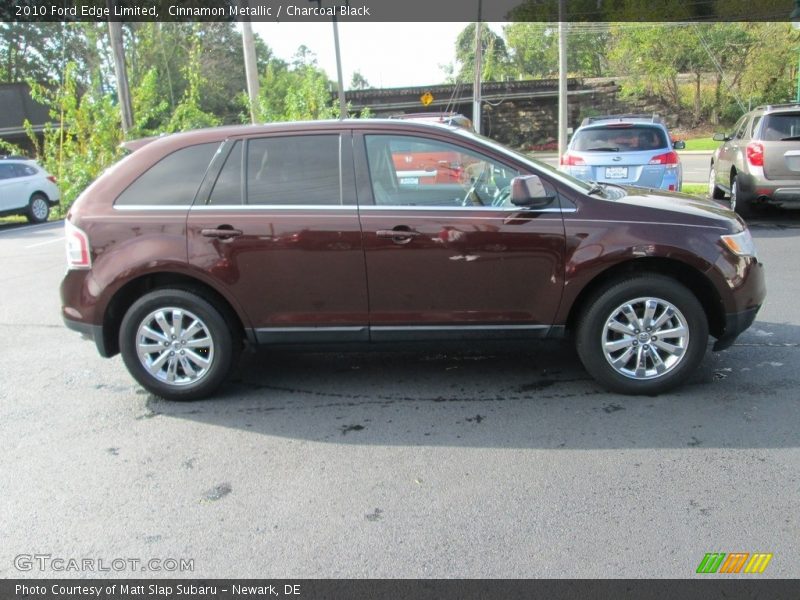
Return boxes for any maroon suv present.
[61,120,766,400]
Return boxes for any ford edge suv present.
[60,120,765,400]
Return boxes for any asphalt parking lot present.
[0,212,798,579]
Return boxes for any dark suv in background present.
[61,120,765,400]
[709,103,800,216]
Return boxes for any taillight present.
[47,175,57,184]
[746,142,764,167]
[561,152,586,166]
[65,220,91,269]
[648,151,679,166]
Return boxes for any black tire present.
[575,275,709,395]
[26,193,50,224]
[730,174,753,218]
[119,288,239,400]
[708,163,725,200]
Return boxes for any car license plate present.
[399,177,419,185]
[605,167,628,179]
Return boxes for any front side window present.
[364,135,520,207]
[116,143,219,206]
[246,135,340,205]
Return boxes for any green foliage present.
[28,62,123,207]
[250,46,336,123]
[349,70,370,90]
[455,24,512,82]
[164,31,220,132]
[504,23,609,79]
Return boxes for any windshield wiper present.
[587,181,607,196]
[585,146,620,152]
[779,136,800,141]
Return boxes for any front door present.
[356,132,566,342]
[187,132,369,344]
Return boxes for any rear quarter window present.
[115,142,219,206]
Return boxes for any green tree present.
[454,24,512,82]
[349,70,370,90]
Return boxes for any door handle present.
[201,227,243,240]
[376,229,421,239]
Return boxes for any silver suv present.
[560,114,685,192]
[709,104,800,216]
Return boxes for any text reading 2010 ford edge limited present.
[61,120,765,400]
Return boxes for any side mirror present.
[712,132,728,142]
[673,140,686,150]
[511,175,556,208]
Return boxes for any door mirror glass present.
[510,175,556,208]
[712,133,728,142]
[672,140,686,150]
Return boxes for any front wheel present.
[575,276,708,395]
[119,289,239,401]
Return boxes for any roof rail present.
[753,103,800,111]
[580,113,664,127]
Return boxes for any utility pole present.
[472,0,483,134]
[557,0,568,159]
[241,16,260,124]
[107,3,133,135]
[332,16,347,119]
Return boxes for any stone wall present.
[484,79,678,151]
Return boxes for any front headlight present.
[720,229,757,258]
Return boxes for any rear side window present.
[246,135,340,205]
[761,113,800,141]
[115,143,219,206]
[208,141,243,205]
[572,126,667,152]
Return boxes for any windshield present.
[453,128,596,193]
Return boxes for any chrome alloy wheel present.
[135,307,214,386]
[601,297,690,380]
[31,197,48,220]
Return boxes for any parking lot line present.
[24,236,65,249]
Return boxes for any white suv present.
[0,156,61,223]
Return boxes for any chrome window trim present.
[116,204,575,213]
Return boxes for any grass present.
[681,183,708,197]
[681,137,720,151]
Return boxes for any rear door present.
[760,112,800,180]
[0,163,26,211]
[355,131,566,341]
[186,130,369,344]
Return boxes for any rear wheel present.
[119,289,239,400]
[708,164,724,200]
[575,275,708,395]
[730,174,753,218]
[26,193,50,224]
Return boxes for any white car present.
[0,156,61,223]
